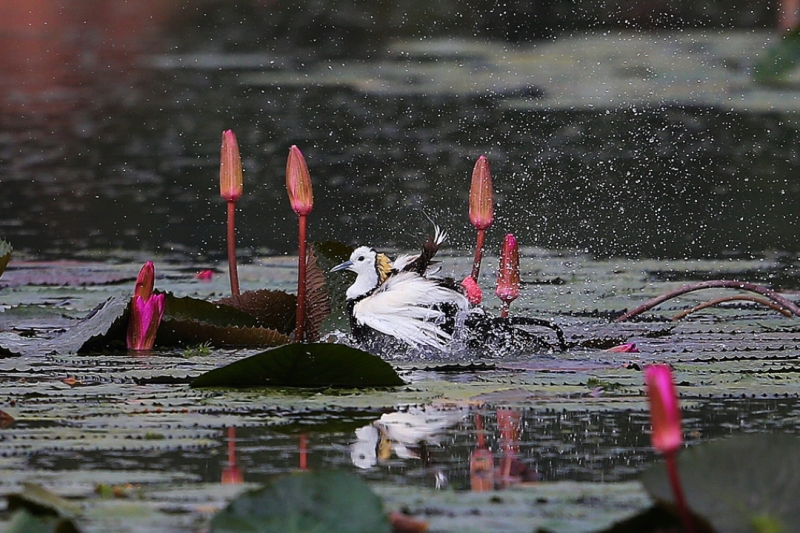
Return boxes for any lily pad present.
[158,319,291,348]
[0,238,11,279]
[4,510,80,533]
[640,433,800,533]
[190,342,405,388]
[217,289,296,333]
[209,470,391,533]
[164,293,260,328]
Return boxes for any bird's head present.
[331,246,392,299]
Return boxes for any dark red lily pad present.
[157,319,291,348]
[190,342,404,388]
[217,290,296,333]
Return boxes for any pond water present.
[2,3,800,531]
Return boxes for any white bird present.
[331,225,469,350]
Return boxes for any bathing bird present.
[331,225,470,350]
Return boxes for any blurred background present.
[1,0,799,260]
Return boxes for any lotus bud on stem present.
[126,261,166,351]
[645,365,695,533]
[220,130,243,296]
[469,155,493,283]
[286,145,313,342]
[496,234,520,317]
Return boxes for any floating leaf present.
[217,290,296,333]
[209,470,391,533]
[0,239,11,280]
[191,342,404,388]
[753,28,800,85]
[7,483,82,518]
[303,244,331,342]
[640,433,800,533]
[158,320,291,348]
[4,510,80,533]
[164,293,259,328]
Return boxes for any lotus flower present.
[645,365,695,533]
[220,130,243,295]
[126,262,165,351]
[496,234,520,317]
[220,130,243,202]
[285,145,314,341]
[469,156,493,282]
[286,145,313,216]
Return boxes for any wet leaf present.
[209,470,391,533]
[7,482,82,518]
[640,433,800,533]
[0,409,14,428]
[158,319,291,348]
[4,509,80,533]
[164,293,259,328]
[217,290,296,333]
[0,238,11,279]
[191,342,404,388]
[303,244,331,342]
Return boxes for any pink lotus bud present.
[495,234,520,304]
[194,269,214,281]
[461,276,483,305]
[133,261,155,300]
[469,156,493,231]
[645,365,683,454]
[220,130,243,202]
[126,293,166,351]
[605,342,639,353]
[286,145,313,216]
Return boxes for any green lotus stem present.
[227,200,240,296]
[616,280,800,322]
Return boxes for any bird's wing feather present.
[353,272,468,349]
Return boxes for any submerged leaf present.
[641,433,800,533]
[209,470,391,533]
[217,290,296,333]
[190,342,404,388]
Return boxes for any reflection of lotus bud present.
[645,365,683,454]
[286,145,313,216]
[219,130,243,202]
[495,234,520,304]
[469,156,493,231]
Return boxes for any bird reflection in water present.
[350,405,538,490]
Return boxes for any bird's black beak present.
[330,260,353,273]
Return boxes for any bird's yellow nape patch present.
[376,253,392,283]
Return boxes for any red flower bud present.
[220,130,243,202]
[495,234,520,304]
[645,365,683,454]
[286,145,313,216]
[469,156,493,231]
[133,261,155,300]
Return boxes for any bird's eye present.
[357,256,365,262]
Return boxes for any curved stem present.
[666,450,695,533]
[616,280,800,322]
[471,229,485,281]
[505,316,568,351]
[670,294,794,321]
[295,215,307,342]
[226,201,240,296]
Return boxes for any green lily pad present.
[190,342,405,388]
[209,470,391,533]
[4,510,80,533]
[7,482,82,518]
[753,28,800,85]
[0,238,11,280]
[640,433,800,533]
[164,293,260,328]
